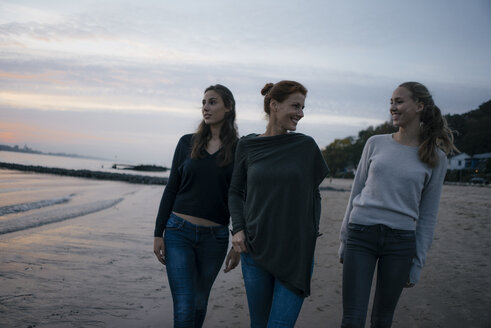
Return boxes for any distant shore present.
[0,162,168,185]
[0,144,107,161]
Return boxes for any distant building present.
[447,152,491,171]
[471,153,491,171]
[447,153,470,170]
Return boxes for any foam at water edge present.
[0,198,124,235]
[0,195,75,216]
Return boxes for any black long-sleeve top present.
[154,134,234,237]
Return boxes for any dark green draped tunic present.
[229,133,329,297]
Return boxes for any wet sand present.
[0,171,490,327]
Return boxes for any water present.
[0,194,73,215]
[0,151,169,178]
[0,151,167,235]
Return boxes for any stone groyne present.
[0,162,168,185]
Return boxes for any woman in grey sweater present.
[229,80,328,327]
[339,82,458,328]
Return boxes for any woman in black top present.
[153,84,240,327]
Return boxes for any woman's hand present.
[154,237,166,265]
[224,248,240,273]
[404,281,415,288]
[232,230,247,253]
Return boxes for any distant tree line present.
[0,144,96,159]
[322,99,491,178]
[445,100,491,156]
[0,144,41,154]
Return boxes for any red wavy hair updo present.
[261,80,307,116]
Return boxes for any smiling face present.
[202,90,230,127]
[390,86,423,128]
[271,92,306,132]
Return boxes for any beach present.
[1,169,490,327]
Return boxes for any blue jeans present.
[164,213,229,328]
[342,223,416,328]
[240,253,305,328]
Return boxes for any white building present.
[447,152,491,171]
[447,153,470,170]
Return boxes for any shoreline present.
[0,162,168,185]
[1,161,488,189]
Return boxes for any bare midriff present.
[172,212,221,227]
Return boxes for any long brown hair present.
[190,84,238,166]
[399,82,458,167]
[261,80,308,115]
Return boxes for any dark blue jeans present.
[241,253,305,328]
[164,213,229,328]
[342,223,416,328]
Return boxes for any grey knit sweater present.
[338,134,447,284]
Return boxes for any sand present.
[0,171,490,327]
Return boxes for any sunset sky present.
[1,0,490,165]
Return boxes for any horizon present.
[0,143,111,161]
[1,1,491,166]
[2,96,491,166]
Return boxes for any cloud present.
[302,114,384,127]
[0,21,103,42]
[0,91,197,116]
[0,130,15,142]
[0,121,103,144]
[0,105,200,163]
[1,0,490,164]
[0,3,62,24]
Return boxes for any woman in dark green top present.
[229,80,329,327]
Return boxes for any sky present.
[1,0,490,165]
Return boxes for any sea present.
[0,151,167,235]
